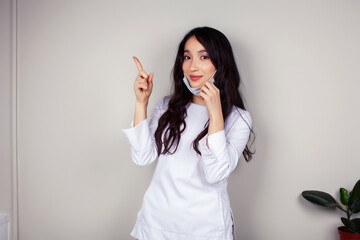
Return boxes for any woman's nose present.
[190,59,198,71]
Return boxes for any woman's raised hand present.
[133,56,154,104]
[199,81,224,138]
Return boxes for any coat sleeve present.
[198,110,252,184]
[121,99,165,166]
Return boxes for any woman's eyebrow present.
[184,49,207,53]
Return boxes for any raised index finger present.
[133,56,143,72]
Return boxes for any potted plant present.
[301,179,360,240]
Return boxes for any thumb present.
[148,73,154,86]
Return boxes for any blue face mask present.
[183,71,217,95]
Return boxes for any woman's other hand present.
[133,56,154,104]
[132,56,154,126]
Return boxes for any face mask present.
[183,70,217,95]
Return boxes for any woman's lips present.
[190,75,202,81]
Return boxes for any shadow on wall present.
[228,122,264,240]
[227,40,265,240]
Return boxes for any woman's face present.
[182,36,216,88]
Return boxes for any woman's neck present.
[192,95,206,105]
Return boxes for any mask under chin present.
[182,71,216,96]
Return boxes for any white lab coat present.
[122,97,252,240]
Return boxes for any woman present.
[122,26,254,240]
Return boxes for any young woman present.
[122,26,254,240]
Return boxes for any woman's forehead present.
[184,36,207,53]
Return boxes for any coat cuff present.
[199,130,227,165]
[121,119,151,151]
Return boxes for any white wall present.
[10,0,360,239]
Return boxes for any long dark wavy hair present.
[154,26,255,161]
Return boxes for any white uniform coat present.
[122,97,252,240]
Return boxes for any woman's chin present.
[189,82,203,89]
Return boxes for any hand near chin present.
[199,81,224,121]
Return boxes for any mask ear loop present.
[213,70,217,77]
[208,70,217,85]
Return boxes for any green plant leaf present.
[302,191,339,208]
[348,180,360,208]
[340,188,350,205]
[341,218,360,233]
[350,198,360,213]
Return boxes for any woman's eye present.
[201,55,209,60]
[184,56,191,60]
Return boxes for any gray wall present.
[0,0,16,239]
[0,0,12,213]
[1,0,360,239]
